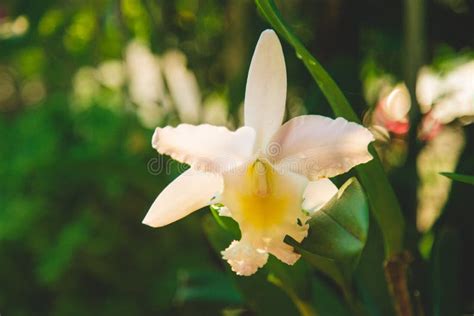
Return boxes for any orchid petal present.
[244,30,286,149]
[416,67,442,113]
[221,239,269,276]
[142,169,222,227]
[267,115,374,180]
[431,91,474,124]
[302,179,338,213]
[383,83,411,121]
[152,124,255,172]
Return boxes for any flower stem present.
[384,251,414,316]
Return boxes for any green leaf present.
[286,178,369,315]
[255,0,405,257]
[267,259,317,316]
[354,215,396,316]
[296,178,368,265]
[312,273,354,316]
[174,268,242,304]
[440,172,474,185]
[210,204,240,238]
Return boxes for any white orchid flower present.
[142,30,374,276]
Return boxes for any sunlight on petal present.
[268,115,374,180]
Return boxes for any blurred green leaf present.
[174,268,242,304]
[312,273,353,316]
[354,215,395,316]
[37,212,93,284]
[255,0,404,257]
[267,258,317,316]
[440,172,474,185]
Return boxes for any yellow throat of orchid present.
[231,160,293,231]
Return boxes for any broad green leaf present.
[296,178,369,265]
[286,178,369,315]
[255,0,404,257]
[440,172,474,185]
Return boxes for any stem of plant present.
[384,252,414,316]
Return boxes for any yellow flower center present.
[237,160,290,230]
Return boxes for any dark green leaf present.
[295,178,369,265]
[286,178,369,315]
[267,258,317,316]
[354,215,396,316]
[312,273,353,316]
[440,172,474,185]
[431,229,461,316]
[174,269,242,304]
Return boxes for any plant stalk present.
[384,252,414,316]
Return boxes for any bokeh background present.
[0,0,473,315]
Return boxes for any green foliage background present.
[0,0,473,315]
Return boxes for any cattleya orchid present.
[142,30,374,276]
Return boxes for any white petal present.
[221,239,269,276]
[416,67,441,113]
[142,169,222,227]
[267,115,374,180]
[152,124,255,172]
[266,239,301,265]
[383,83,411,121]
[302,179,338,212]
[443,60,474,94]
[431,91,474,124]
[244,30,286,150]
